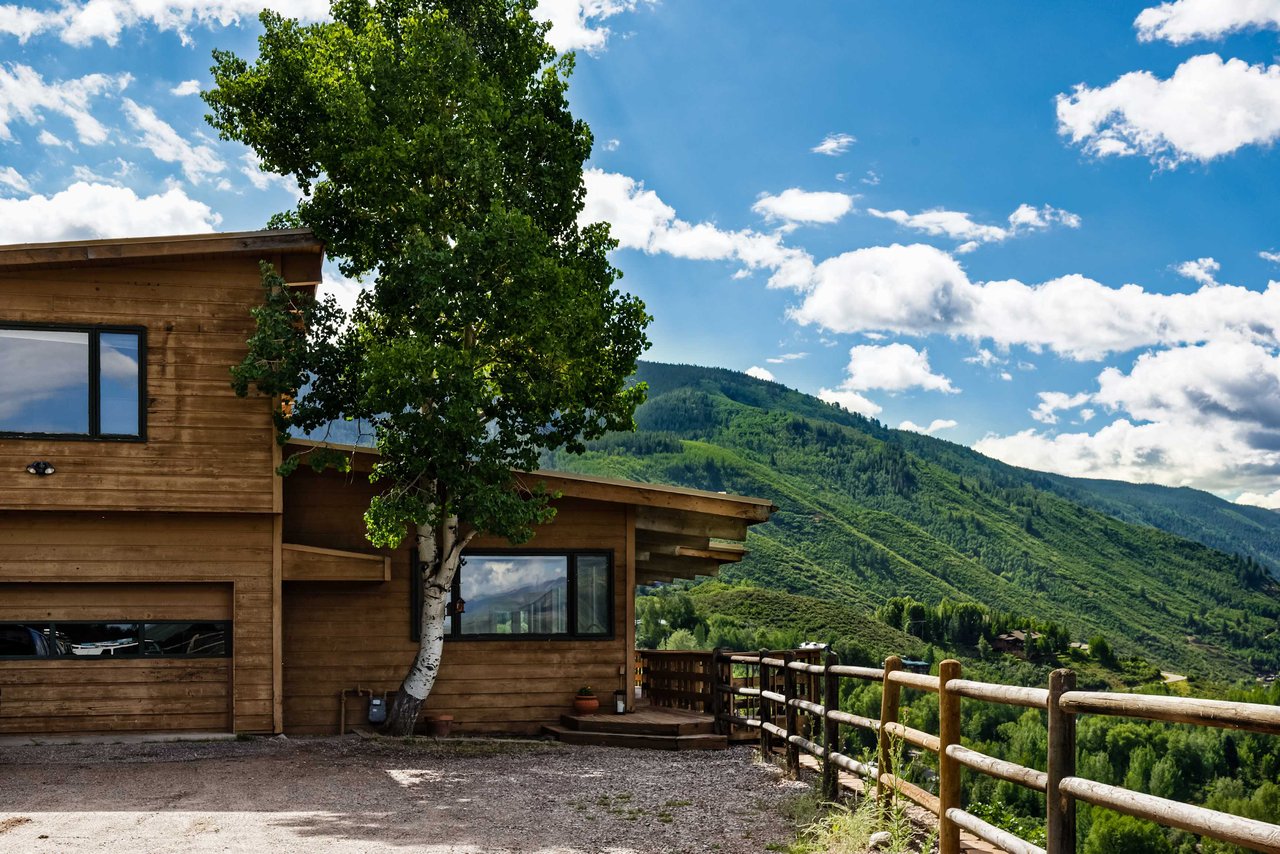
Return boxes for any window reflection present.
[0,623,55,657]
[61,622,142,657]
[144,623,228,656]
[0,329,89,434]
[460,555,568,635]
[0,621,233,658]
[575,555,610,635]
[100,332,140,435]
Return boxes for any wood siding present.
[0,513,276,733]
[0,256,285,513]
[281,468,631,735]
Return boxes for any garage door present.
[0,582,232,735]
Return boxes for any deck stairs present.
[543,701,727,750]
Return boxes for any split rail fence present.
[636,648,1280,854]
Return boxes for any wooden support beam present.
[634,507,750,541]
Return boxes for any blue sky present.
[3,1,1280,506]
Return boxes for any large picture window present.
[411,551,613,641]
[0,621,230,659]
[0,324,145,440]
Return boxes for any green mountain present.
[543,361,1280,679]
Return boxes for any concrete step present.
[542,725,728,751]
[558,713,717,736]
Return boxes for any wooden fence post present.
[878,655,903,805]
[709,648,724,735]
[1047,668,1077,854]
[938,659,963,854]
[783,650,799,778]
[823,646,840,802]
[759,649,772,761]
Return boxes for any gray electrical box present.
[368,696,387,724]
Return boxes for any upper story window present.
[0,324,145,440]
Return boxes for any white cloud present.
[752,188,855,225]
[787,242,1280,361]
[978,340,1280,495]
[812,132,855,156]
[818,388,882,418]
[1000,371,1013,381]
[838,342,957,393]
[868,202,1080,251]
[745,365,776,382]
[122,98,224,184]
[37,128,68,147]
[0,166,31,194]
[861,170,880,186]
[581,169,815,288]
[1135,0,1280,44]
[317,264,366,315]
[170,79,200,96]
[0,64,128,144]
[0,181,219,242]
[1236,488,1280,509]
[239,151,301,196]
[1261,250,1280,264]
[965,348,1004,368]
[534,0,652,53]
[1174,256,1221,286]
[766,352,808,364]
[0,1,328,47]
[1057,54,1280,166]
[899,418,957,436]
[601,137,620,152]
[1031,391,1092,424]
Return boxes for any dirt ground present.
[0,735,807,853]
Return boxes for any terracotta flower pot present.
[573,695,600,714]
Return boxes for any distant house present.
[993,629,1042,656]
[0,229,775,737]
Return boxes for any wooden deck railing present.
[702,649,1280,854]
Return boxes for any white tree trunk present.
[385,513,472,736]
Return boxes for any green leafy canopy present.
[208,0,651,547]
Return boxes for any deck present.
[543,700,726,750]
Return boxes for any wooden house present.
[0,229,774,737]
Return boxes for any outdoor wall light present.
[25,461,55,476]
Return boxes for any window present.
[411,551,613,640]
[0,621,231,659]
[0,324,145,440]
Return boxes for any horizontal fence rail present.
[638,647,1280,854]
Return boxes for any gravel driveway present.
[0,736,807,853]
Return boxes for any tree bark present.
[384,512,473,736]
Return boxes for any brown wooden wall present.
[0,513,277,734]
[281,468,631,735]
[0,256,285,513]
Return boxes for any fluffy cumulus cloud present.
[0,1,328,46]
[868,202,1079,252]
[785,242,1280,361]
[812,133,855,156]
[170,79,200,96]
[978,339,1280,497]
[899,418,957,436]
[752,188,855,226]
[1237,488,1280,509]
[535,0,653,53]
[1261,250,1280,264]
[1135,0,1280,44]
[0,64,129,144]
[1031,391,1092,424]
[0,181,219,241]
[1057,54,1280,166]
[838,343,957,393]
[817,387,882,418]
[580,168,815,288]
[745,365,776,382]
[1175,256,1221,286]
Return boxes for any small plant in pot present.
[573,686,599,714]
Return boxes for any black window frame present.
[0,322,147,442]
[0,620,232,660]
[410,549,615,642]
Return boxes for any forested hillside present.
[543,361,1280,679]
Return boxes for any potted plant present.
[573,686,599,714]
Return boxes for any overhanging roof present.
[0,228,325,284]
[285,438,775,585]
